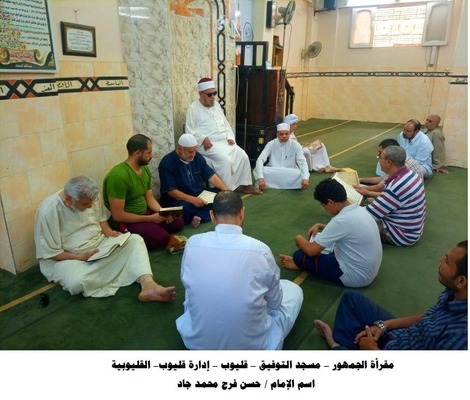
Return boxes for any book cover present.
[159,206,183,216]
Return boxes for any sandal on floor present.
[166,235,187,254]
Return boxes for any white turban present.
[197,79,216,92]
[283,114,298,125]
[277,123,290,131]
[178,133,197,147]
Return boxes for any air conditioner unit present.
[314,0,336,11]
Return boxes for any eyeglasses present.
[74,197,99,207]
[204,91,218,97]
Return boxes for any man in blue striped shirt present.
[365,145,426,246]
[314,240,467,350]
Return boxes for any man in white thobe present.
[176,190,303,350]
[34,176,176,302]
[283,114,340,173]
[185,77,261,194]
[254,122,310,190]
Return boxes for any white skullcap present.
[197,77,216,92]
[283,114,298,125]
[178,133,197,147]
[277,123,290,131]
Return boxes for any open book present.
[88,232,131,261]
[198,190,216,204]
[158,206,183,216]
[332,169,364,205]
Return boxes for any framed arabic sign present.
[0,0,57,73]
[60,22,97,57]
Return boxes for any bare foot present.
[324,165,341,173]
[314,319,339,348]
[279,254,299,270]
[191,216,202,228]
[243,185,263,195]
[316,168,325,174]
[138,284,177,302]
[436,167,448,174]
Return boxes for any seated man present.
[397,119,433,179]
[158,133,228,228]
[103,134,186,252]
[176,190,304,350]
[34,176,176,302]
[425,114,448,174]
[253,122,310,190]
[280,178,383,288]
[185,77,261,195]
[366,145,426,247]
[355,138,423,199]
[283,114,340,173]
[314,240,467,350]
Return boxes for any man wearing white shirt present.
[176,190,304,350]
[253,123,310,190]
[397,119,433,178]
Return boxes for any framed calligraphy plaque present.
[60,22,97,57]
[0,0,57,73]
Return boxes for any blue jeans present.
[332,291,395,350]
[293,250,344,285]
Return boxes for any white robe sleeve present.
[185,101,206,147]
[254,140,274,180]
[34,201,65,260]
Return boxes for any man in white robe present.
[176,190,303,350]
[254,123,310,190]
[185,77,261,195]
[34,176,176,302]
[283,114,340,173]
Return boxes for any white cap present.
[283,114,298,125]
[277,123,290,131]
[178,133,197,147]
[197,78,216,92]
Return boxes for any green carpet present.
[0,119,467,350]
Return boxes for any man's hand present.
[190,196,208,208]
[103,229,122,238]
[301,179,309,190]
[202,137,213,150]
[355,325,382,350]
[148,213,168,224]
[307,223,324,239]
[353,185,371,196]
[81,248,100,261]
[227,139,235,145]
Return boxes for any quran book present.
[307,139,323,150]
[158,206,184,216]
[88,232,131,261]
[332,170,364,205]
[198,190,216,204]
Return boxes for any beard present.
[138,157,150,166]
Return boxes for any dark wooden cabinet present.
[236,67,286,166]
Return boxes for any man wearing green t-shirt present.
[103,134,186,252]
